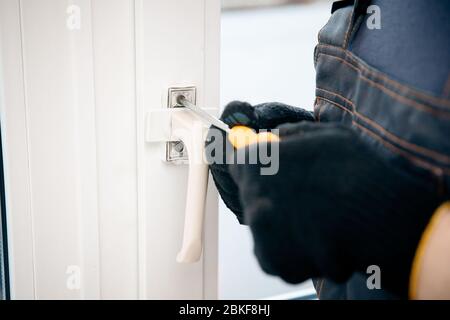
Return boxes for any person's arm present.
[207,101,314,223]
[227,121,443,297]
[410,202,450,299]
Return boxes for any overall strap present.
[319,0,371,49]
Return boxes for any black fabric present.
[207,101,314,223]
[313,273,401,300]
[228,122,442,297]
[331,0,355,14]
[314,0,450,299]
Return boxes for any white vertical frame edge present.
[136,0,219,300]
[0,0,35,299]
[202,0,220,300]
[0,0,220,299]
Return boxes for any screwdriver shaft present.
[177,95,231,133]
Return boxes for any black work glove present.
[207,101,314,223]
[228,122,443,297]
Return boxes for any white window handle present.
[145,88,216,263]
[171,111,209,263]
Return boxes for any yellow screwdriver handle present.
[228,125,280,149]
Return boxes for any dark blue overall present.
[313,0,450,299]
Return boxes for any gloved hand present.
[228,121,443,297]
[206,101,314,223]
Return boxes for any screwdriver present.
[177,95,279,149]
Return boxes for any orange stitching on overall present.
[347,53,450,107]
[444,74,450,98]
[357,111,450,165]
[318,53,450,118]
[317,6,354,48]
[314,99,325,122]
[317,87,450,164]
[354,122,450,175]
[345,14,364,50]
[317,44,450,108]
[316,96,353,115]
[316,279,325,299]
[363,76,450,119]
[317,87,355,110]
[318,44,450,107]
[342,6,355,48]
[317,97,450,176]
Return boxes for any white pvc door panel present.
[90,0,139,299]
[137,0,219,300]
[0,0,219,299]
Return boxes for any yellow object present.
[409,201,450,299]
[228,125,280,149]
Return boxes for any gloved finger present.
[220,101,259,128]
[254,102,315,129]
[220,101,315,131]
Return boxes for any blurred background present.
[223,0,317,10]
[219,0,331,299]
